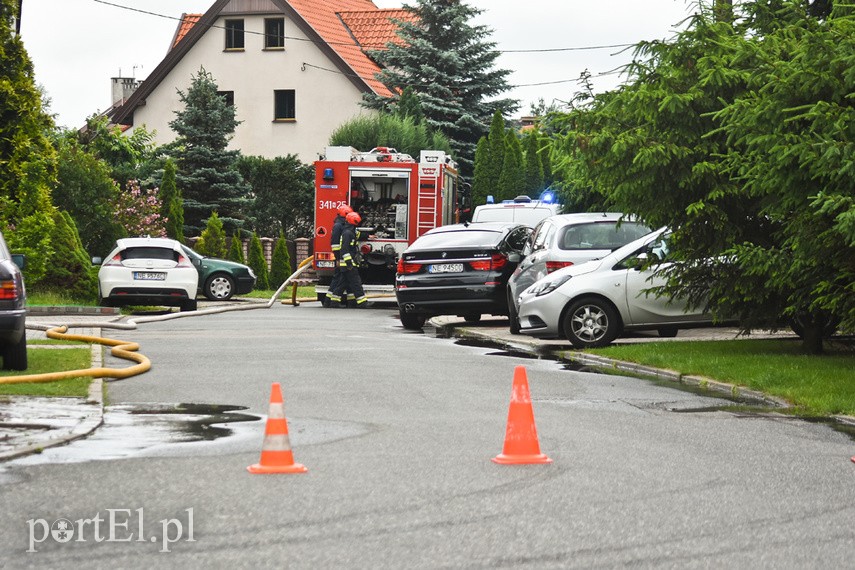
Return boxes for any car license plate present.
[428,263,463,274]
[133,271,166,281]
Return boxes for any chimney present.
[111,77,141,106]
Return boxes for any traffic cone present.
[492,365,552,465]
[247,382,308,474]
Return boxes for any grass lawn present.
[242,286,316,300]
[589,339,855,417]
[0,346,93,397]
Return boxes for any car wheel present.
[204,274,235,301]
[399,309,425,330]
[657,326,678,338]
[507,290,521,335]
[180,299,198,312]
[562,297,620,348]
[2,334,27,371]
[463,313,481,323]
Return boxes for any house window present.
[218,91,234,107]
[274,90,296,121]
[225,19,245,50]
[264,18,285,49]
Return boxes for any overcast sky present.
[21,0,694,130]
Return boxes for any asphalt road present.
[1,304,853,568]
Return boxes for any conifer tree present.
[196,212,227,258]
[247,232,269,290]
[227,234,245,264]
[498,130,524,202]
[268,233,292,289]
[523,132,545,196]
[169,68,251,236]
[471,136,490,206]
[483,111,507,202]
[41,210,98,301]
[0,0,58,283]
[160,158,184,242]
[364,0,517,174]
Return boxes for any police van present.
[471,195,561,227]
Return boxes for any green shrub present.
[247,232,269,290]
[269,234,292,289]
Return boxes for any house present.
[108,0,413,164]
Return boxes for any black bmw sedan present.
[395,222,531,330]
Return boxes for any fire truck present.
[313,146,462,301]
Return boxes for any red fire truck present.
[313,146,462,301]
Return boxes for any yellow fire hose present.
[0,257,315,385]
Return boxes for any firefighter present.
[326,204,352,307]
[328,211,367,308]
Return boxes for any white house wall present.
[127,11,377,163]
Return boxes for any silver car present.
[507,213,651,333]
[516,228,715,347]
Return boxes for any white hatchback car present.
[507,213,651,333]
[516,228,718,347]
[98,237,199,311]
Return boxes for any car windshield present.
[414,230,503,250]
[559,222,651,251]
[121,247,179,261]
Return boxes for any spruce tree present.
[169,68,251,236]
[268,233,292,289]
[247,233,269,290]
[40,210,98,301]
[364,0,517,175]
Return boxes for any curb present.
[432,317,855,428]
[0,331,105,462]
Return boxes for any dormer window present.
[225,19,245,50]
[265,18,285,49]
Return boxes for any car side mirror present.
[91,256,103,266]
[508,252,522,264]
[11,253,25,270]
[626,252,648,270]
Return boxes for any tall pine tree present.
[363,0,517,175]
[169,68,250,236]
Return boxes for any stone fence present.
[187,236,314,276]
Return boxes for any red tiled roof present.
[170,2,408,97]
[171,13,202,50]
[339,9,416,50]
[287,0,395,97]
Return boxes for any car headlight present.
[530,274,572,297]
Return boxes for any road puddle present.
[5,403,260,468]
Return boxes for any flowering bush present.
[114,180,166,237]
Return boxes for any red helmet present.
[337,204,353,217]
[346,212,362,225]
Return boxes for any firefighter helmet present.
[338,204,353,217]
[346,212,362,226]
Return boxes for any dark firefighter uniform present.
[328,213,367,307]
[326,212,349,305]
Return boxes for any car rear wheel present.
[180,299,198,312]
[562,297,620,348]
[399,309,426,330]
[463,313,481,323]
[2,334,27,370]
[507,290,521,335]
[204,274,235,301]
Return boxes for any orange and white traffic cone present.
[492,365,552,465]
[247,382,308,474]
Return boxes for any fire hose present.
[0,257,315,385]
